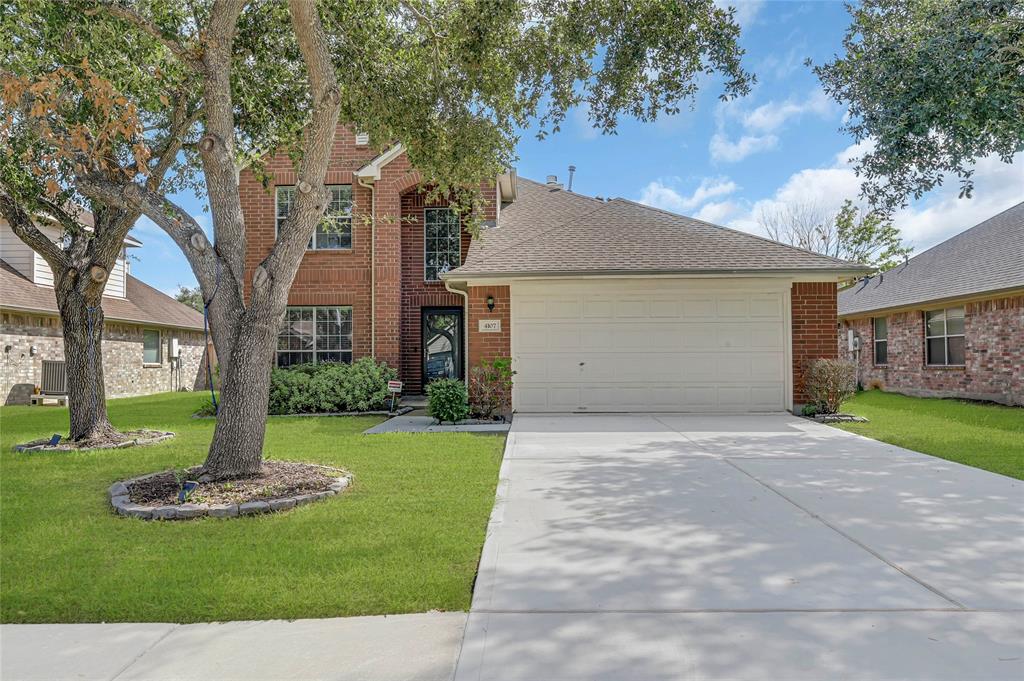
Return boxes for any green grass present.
[835,391,1024,480]
[0,392,505,623]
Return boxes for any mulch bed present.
[129,460,342,506]
[14,429,174,452]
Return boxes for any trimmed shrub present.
[469,357,515,419]
[268,359,397,414]
[427,378,469,424]
[804,359,857,414]
[340,357,398,411]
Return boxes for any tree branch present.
[88,2,201,71]
[77,175,219,292]
[259,0,343,291]
[0,191,71,272]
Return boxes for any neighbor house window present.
[424,207,461,281]
[873,317,888,365]
[925,307,965,366]
[143,329,161,364]
[276,306,352,367]
[276,185,353,250]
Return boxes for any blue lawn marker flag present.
[179,480,199,503]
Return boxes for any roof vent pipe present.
[567,165,576,191]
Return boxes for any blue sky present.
[131,0,1023,294]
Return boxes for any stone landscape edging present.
[109,464,353,520]
[14,430,175,453]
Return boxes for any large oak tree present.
[814,0,1023,212]
[3,0,753,478]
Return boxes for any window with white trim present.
[143,329,161,364]
[275,185,353,250]
[276,306,353,367]
[873,317,888,365]
[424,207,460,281]
[925,307,965,366]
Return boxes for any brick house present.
[0,218,208,405]
[838,202,1023,406]
[244,129,868,413]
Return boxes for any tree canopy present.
[813,0,1024,212]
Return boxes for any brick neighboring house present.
[838,202,1024,406]
[1,218,208,405]
[244,128,868,412]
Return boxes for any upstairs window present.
[925,307,965,366]
[873,317,888,365]
[276,185,353,250]
[277,306,353,367]
[424,207,461,281]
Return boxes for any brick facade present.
[839,294,1023,406]
[791,281,839,405]
[1,310,207,405]
[242,127,501,393]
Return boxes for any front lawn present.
[0,392,504,623]
[835,391,1024,480]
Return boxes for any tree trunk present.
[56,286,121,443]
[199,304,279,479]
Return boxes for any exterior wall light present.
[486,295,495,312]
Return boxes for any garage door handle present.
[579,362,585,366]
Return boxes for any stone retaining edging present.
[14,430,175,453]
[109,466,353,520]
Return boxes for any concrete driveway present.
[454,414,1024,681]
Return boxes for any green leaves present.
[814,0,1024,212]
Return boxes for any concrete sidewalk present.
[1,612,466,681]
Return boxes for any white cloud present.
[639,176,738,214]
[725,141,1024,252]
[743,89,834,133]
[715,0,764,28]
[694,200,742,224]
[709,132,778,162]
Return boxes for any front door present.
[422,308,463,384]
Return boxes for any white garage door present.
[512,279,789,412]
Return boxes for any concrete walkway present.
[1,613,466,681]
[454,413,1024,680]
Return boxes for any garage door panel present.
[512,283,788,413]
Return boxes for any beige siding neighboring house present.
[0,219,208,405]
[838,202,1024,406]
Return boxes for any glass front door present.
[422,308,463,384]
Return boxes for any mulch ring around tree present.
[13,429,174,453]
[110,461,352,520]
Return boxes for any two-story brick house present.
[243,129,869,412]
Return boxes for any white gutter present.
[443,278,470,384]
[357,176,376,358]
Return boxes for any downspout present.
[444,278,470,384]
[357,176,376,358]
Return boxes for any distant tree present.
[174,285,203,312]
[813,0,1024,212]
[758,200,911,272]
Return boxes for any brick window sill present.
[924,365,966,370]
[142,363,163,369]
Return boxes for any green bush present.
[267,359,397,414]
[427,378,469,423]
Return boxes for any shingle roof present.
[448,178,868,278]
[838,202,1024,317]
[0,260,205,330]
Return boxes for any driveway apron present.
[453,413,1024,681]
